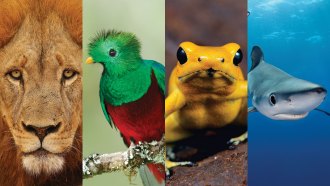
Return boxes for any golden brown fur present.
[0,0,82,47]
[0,0,82,185]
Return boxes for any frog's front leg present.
[165,89,186,117]
[227,131,247,148]
[165,114,193,143]
[227,80,248,100]
[165,114,194,172]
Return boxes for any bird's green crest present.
[88,30,142,76]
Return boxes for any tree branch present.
[83,137,165,179]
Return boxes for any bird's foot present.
[227,131,247,149]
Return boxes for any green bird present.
[86,30,165,185]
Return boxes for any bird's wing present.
[100,90,115,128]
[144,60,165,95]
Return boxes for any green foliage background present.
[83,0,165,185]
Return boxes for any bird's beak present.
[86,57,94,64]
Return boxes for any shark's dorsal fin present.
[250,46,264,72]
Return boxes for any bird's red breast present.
[104,72,164,145]
[104,72,165,183]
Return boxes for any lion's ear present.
[0,0,28,48]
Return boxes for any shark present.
[248,46,328,120]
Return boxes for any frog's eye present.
[233,49,243,66]
[177,47,187,65]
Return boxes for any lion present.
[0,0,82,185]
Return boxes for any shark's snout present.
[289,86,326,106]
[301,86,327,101]
[269,86,327,120]
[312,87,327,95]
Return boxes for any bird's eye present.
[177,47,187,65]
[109,49,117,57]
[8,70,22,80]
[233,49,243,66]
[62,69,77,79]
[269,94,276,106]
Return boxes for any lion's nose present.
[22,123,61,141]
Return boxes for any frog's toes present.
[165,160,195,177]
[166,146,176,160]
[227,139,240,148]
[166,159,195,170]
[166,168,172,178]
[227,132,247,149]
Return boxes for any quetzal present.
[86,30,165,185]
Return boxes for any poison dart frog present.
[165,42,248,160]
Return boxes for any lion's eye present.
[62,69,76,79]
[8,70,22,80]
[62,69,78,86]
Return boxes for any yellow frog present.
[165,41,247,145]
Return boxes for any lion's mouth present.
[25,148,49,157]
[24,148,62,157]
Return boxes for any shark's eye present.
[269,94,276,106]
[109,49,117,57]
[233,49,243,66]
[177,47,187,65]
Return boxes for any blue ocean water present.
[248,0,330,185]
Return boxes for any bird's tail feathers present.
[139,163,165,186]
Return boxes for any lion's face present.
[0,14,81,175]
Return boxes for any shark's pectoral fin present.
[315,108,330,116]
[248,106,257,113]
